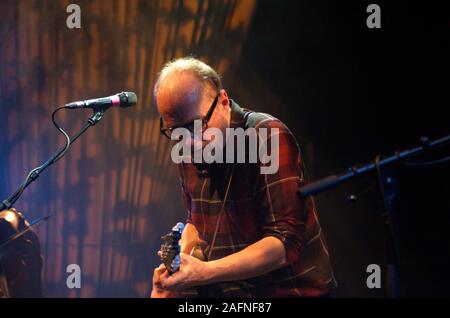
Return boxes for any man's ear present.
[219,89,229,111]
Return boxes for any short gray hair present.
[153,57,222,96]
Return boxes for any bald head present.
[154,57,222,96]
[155,71,206,126]
[154,57,225,128]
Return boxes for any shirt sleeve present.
[255,120,307,265]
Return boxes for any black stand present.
[375,157,398,298]
[299,134,450,298]
[0,109,104,212]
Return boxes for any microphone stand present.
[298,134,450,298]
[0,109,104,212]
[0,108,104,298]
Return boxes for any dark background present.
[0,0,449,297]
[232,0,450,297]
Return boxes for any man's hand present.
[150,264,179,298]
[159,253,212,291]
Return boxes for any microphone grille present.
[119,92,137,107]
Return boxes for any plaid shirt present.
[177,100,336,297]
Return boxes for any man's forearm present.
[203,236,288,285]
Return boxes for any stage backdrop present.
[0,0,256,297]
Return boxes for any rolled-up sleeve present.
[256,121,307,265]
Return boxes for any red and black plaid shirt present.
[177,100,336,297]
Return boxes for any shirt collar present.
[229,99,247,129]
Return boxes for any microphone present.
[64,92,137,110]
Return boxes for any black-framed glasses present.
[160,93,220,140]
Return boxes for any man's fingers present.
[160,269,170,280]
[159,270,174,289]
[154,264,166,276]
[153,264,167,282]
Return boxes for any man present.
[151,57,336,297]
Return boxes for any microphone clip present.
[87,109,104,126]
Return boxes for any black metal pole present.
[374,157,399,298]
[298,135,450,198]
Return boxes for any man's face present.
[156,72,230,151]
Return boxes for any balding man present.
[151,57,336,297]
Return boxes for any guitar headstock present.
[160,222,185,274]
